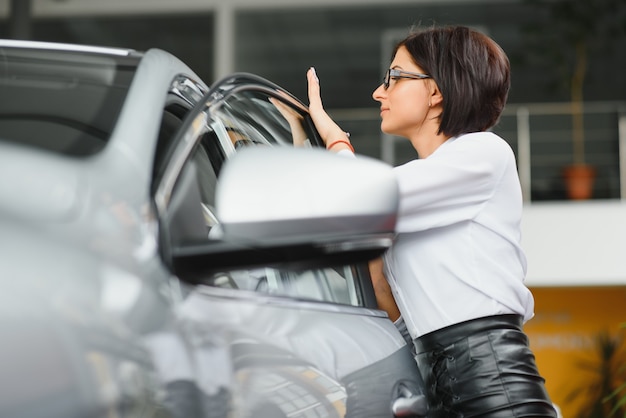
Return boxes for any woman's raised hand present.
[307,67,352,149]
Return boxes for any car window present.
[208,266,364,306]
[210,89,315,152]
[152,76,207,186]
[0,46,139,156]
[158,85,373,308]
[181,89,315,231]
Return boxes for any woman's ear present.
[430,84,443,107]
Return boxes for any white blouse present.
[382,131,534,339]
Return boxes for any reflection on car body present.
[0,39,426,418]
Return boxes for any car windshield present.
[0,45,139,156]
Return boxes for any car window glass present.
[162,88,366,308]
[210,89,314,151]
[0,47,138,156]
[183,92,313,229]
[208,265,363,306]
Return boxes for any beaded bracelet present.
[326,139,354,152]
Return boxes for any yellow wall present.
[524,286,626,418]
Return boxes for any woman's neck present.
[409,130,451,158]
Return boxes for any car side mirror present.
[167,147,399,284]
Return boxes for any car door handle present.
[391,380,428,417]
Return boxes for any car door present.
[152,73,426,418]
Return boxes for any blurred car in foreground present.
[0,39,426,418]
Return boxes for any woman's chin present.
[380,124,394,136]
[381,126,400,138]
[380,121,403,137]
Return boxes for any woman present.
[306,25,556,417]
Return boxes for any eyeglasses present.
[383,68,431,90]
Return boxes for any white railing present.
[329,101,626,202]
[502,101,626,202]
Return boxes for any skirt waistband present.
[414,314,523,353]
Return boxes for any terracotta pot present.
[562,164,596,200]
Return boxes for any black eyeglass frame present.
[383,69,431,89]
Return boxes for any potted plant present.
[522,0,626,199]
[566,330,626,418]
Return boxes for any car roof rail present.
[0,39,136,56]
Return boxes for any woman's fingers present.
[307,67,323,111]
[306,67,348,145]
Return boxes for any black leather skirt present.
[413,314,557,418]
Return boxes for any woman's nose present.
[372,84,385,102]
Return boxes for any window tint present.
[152,76,207,186]
[210,89,315,150]
[209,266,363,307]
[0,47,138,156]
[181,91,318,241]
[162,88,367,307]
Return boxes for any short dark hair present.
[394,26,510,137]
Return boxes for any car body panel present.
[0,216,167,418]
[147,285,420,417]
[0,143,83,221]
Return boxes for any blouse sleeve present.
[393,134,514,233]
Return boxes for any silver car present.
[0,40,426,418]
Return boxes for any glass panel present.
[210,89,315,150]
[0,47,138,156]
[208,265,362,307]
[174,92,314,238]
[165,87,365,307]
